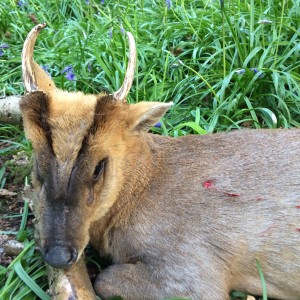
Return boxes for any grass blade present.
[14,261,50,300]
[256,259,268,300]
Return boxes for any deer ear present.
[31,61,56,91]
[128,101,173,132]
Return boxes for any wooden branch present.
[48,255,97,300]
[0,96,22,124]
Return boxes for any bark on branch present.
[48,255,97,300]
[0,96,22,124]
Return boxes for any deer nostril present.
[43,245,78,269]
[67,247,78,265]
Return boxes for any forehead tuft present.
[47,90,97,161]
[48,90,97,117]
[21,90,125,162]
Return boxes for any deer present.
[20,23,300,300]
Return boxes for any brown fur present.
[20,88,300,300]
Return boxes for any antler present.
[22,23,56,93]
[112,32,136,102]
[22,24,136,99]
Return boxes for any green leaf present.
[256,259,268,300]
[14,261,50,300]
[174,122,207,135]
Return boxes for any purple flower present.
[61,65,76,81]
[250,68,263,78]
[165,0,172,9]
[155,122,162,128]
[0,44,9,49]
[109,28,113,39]
[87,62,92,72]
[235,69,246,75]
[101,0,104,3]
[0,44,9,57]
[17,0,28,6]
[61,65,73,74]
[120,26,125,35]
[85,0,90,4]
[250,68,258,74]
[235,68,263,78]
[65,70,76,81]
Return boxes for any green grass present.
[0,0,299,299]
[0,239,49,300]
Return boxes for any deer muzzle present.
[43,243,78,269]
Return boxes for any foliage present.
[0,0,299,298]
[0,239,49,300]
[0,0,299,134]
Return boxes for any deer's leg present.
[94,262,230,300]
[95,262,168,300]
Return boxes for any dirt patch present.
[0,148,33,267]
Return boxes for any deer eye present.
[93,158,107,182]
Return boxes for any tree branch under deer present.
[0,96,22,124]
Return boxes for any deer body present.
[90,130,300,299]
[20,24,300,300]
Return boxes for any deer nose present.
[43,245,78,269]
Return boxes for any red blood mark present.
[203,180,240,197]
[256,196,263,201]
[296,205,300,209]
[296,228,300,232]
[203,180,213,188]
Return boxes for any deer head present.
[20,24,172,269]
